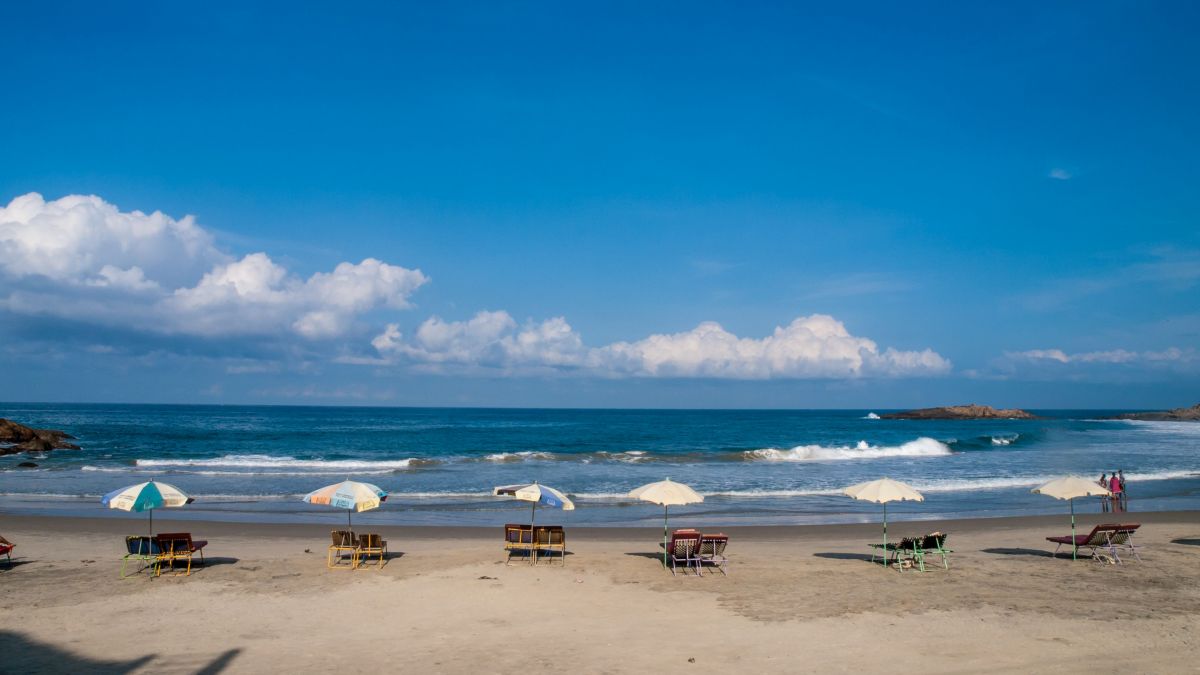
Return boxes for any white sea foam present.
[481,451,556,462]
[991,434,1019,446]
[745,437,952,462]
[134,454,424,472]
[864,412,881,420]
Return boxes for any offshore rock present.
[881,404,1039,420]
[0,418,80,456]
[1107,403,1200,422]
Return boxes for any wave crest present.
[745,437,952,462]
[133,454,431,473]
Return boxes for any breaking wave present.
[131,454,432,474]
[744,437,952,462]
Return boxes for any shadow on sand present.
[0,631,241,674]
[1171,538,1200,547]
[812,552,876,563]
[982,547,1058,559]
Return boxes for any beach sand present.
[2,511,1199,673]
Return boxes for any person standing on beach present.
[1118,470,1127,505]
[1099,473,1108,489]
[1109,470,1123,508]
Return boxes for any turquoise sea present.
[1,404,1197,527]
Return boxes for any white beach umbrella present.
[493,482,575,530]
[628,478,704,568]
[303,480,388,530]
[101,480,194,537]
[842,478,924,563]
[1032,476,1110,560]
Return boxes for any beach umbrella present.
[493,482,575,530]
[1032,476,1110,560]
[628,478,704,569]
[842,478,924,565]
[101,480,194,538]
[303,480,388,530]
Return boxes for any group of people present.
[1099,470,1129,512]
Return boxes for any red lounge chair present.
[697,534,729,576]
[662,530,701,576]
[1046,523,1141,562]
[0,541,14,567]
[155,532,208,576]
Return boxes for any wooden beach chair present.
[697,533,729,576]
[533,526,566,566]
[155,532,208,577]
[121,535,161,579]
[504,524,534,565]
[328,530,359,569]
[355,533,387,570]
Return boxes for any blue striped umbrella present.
[101,480,194,537]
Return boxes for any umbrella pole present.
[149,508,153,539]
[348,509,353,533]
[1070,498,1076,561]
[663,505,669,569]
[882,502,888,568]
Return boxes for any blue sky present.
[1,2,1197,408]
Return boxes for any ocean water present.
[1,403,1198,528]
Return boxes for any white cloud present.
[1048,168,1072,180]
[0,193,428,340]
[371,312,951,379]
[1007,347,1196,366]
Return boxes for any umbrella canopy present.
[1033,476,1110,560]
[843,478,925,504]
[492,483,575,510]
[628,478,704,569]
[1032,476,1110,501]
[303,480,388,530]
[493,482,574,536]
[842,478,924,566]
[101,480,194,537]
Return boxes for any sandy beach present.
[2,511,1198,673]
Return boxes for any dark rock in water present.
[17,461,38,468]
[0,418,81,456]
[881,404,1039,420]
[1106,403,1200,422]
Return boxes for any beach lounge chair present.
[533,526,566,566]
[911,532,952,572]
[0,539,14,567]
[869,536,919,571]
[1046,523,1142,562]
[504,524,534,565]
[665,531,701,576]
[155,532,208,577]
[696,533,729,576]
[355,533,387,569]
[328,530,359,569]
[121,536,162,578]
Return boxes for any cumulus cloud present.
[1048,168,1072,180]
[0,193,428,340]
[370,312,951,379]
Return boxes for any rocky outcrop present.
[881,404,1038,420]
[0,419,80,456]
[1107,403,1200,422]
